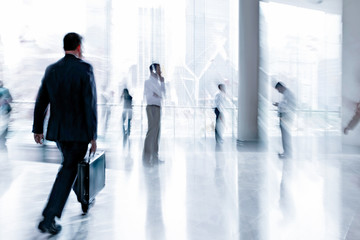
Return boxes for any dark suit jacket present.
[33,54,97,142]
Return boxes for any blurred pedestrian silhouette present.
[273,82,295,159]
[0,80,12,150]
[214,84,226,144]
[101,88,114,137]
[32,32,97,235]
[344,102,360,135]
[120,88,133,144]
[143,63,166,166]
[213,83,234,146]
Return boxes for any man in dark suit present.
[33,32,97,235]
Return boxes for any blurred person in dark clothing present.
[0,80,12,150]
[273,82,296,159]
[121,88,133,141]
[344,102,360,134]
[143,63,165,166]
[32,32,97,235]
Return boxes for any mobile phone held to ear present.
[151,64,156,74]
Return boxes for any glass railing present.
[266,108,341,137]
[4,101,340,145]
[5,102,238,143]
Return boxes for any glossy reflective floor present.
[0,134,360,240]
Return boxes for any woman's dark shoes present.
[38,219,62,235]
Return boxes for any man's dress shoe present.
[38,220,62,235]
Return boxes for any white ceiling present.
[262,0,342,14]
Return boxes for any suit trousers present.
[42,141,88,220]
[143,105,161,161]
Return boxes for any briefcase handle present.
[84,149,96,163]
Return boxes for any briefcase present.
[74,151,106,213]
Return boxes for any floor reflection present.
[279,156,295,221]
[143,165,165,240]
[0,136,360,239]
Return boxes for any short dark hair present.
[63,32,82,51]
[123,88,129,95]
[218,84,225,90]
[275,82,285,89]
[149,63,160,72]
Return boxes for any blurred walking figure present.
[0,80,12,150]
[214,84,226,144]
[273,82,296,159]
[344,102,360,134]
[100,88,113,137]
[33,32,97,235]
[213,83,235,145]
[143,63,165,166]
[121,88,133,142]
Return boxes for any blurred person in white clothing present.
[214,84,235,145]
[143,63,165,165]
[273,82,296,159]
[214,84,226,144]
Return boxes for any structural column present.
[237,0,260,141]
[342,0,360,146]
